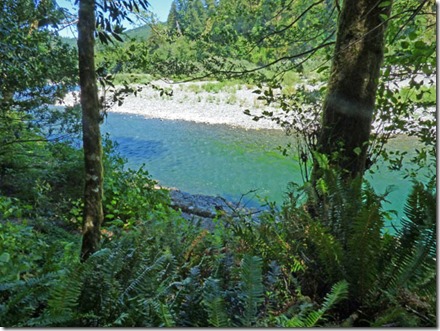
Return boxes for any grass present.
[112,73,153,85]
[225,94,238,105]
[184,84,203,94]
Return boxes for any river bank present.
[61,79,435,133]
[61,80,302,130]
[166,187,263,230]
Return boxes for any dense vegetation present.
[0,0,436,327]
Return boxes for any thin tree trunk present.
[78,0,104,261]
[313,0,392,181]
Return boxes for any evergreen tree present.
[184,0,207,38]
[166,0,181,36]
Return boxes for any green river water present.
[102,112,428,227]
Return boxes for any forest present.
[0,0,437,327]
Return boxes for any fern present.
[115,251,181,326]
[321,280,349,312]
[398,181,436,256]
[152,301,176,327]
[304,279,349,326]
[306,220,344,279]
[202,278,230,327]
[239,255,264,326]
[0,271,61,326]
[46,266,83,316]
[346,185,385,302]
[276,280,349,327]
[121,254,167,300]
[362,182,437,326]
[382,182,436,295]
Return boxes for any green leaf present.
[400,41,409,49]
[414,40,427,49]
[378,1,391,8]
[316,178,328,194]
[0,252,10,263]
[317,66,329,73]
[408,32,418,40]
[240,255,264,326]
[422,65,433,75]
[379,13,388,21]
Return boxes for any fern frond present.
[206,297,230,327]
[202,278,230,327]
[276,314,306,327]
[120,253,169,302]
[382,182,436,295]
[0,271,61,326]
[305,279,349,327]
[47,266,82,316]
[152,301,175,327]
[306,220,344,279]
[346,193,383,301]
[275,280,348,327]
[303,310,324,327]
[321,279,349,312]
[399,181,436,255]
[239,255,264,326]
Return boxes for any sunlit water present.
[102,112,428,226]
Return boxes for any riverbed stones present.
[168,188,262,230]
[61,78,435,134]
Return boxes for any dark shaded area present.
[111,136,167,161]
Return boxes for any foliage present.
[0,0,78,133]
[93,0,337,82]
[275,280,349,327]
[0,0,436,327]
[368,181,436,326]
[102,138,171,229]
[0,136,84,218]
[0,219,80,326]
[0,207,345,327]
[0,144,436,327]
[279,169,436,326]
[0,0,80,214]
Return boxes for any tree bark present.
[78,0,104,261]
[313,0,392,181]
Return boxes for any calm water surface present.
[102,112,426,224]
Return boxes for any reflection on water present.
[102,112,428,225]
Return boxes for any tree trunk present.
[78,0,104,261]
[313,0,392,181]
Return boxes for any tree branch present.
[253,0,325,47]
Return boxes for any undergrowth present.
[0,140,436,327]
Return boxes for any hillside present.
[124,24,152,40]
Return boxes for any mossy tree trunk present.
[313,0,393,181]
[78,0,104,261]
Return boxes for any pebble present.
[60,79,435,134]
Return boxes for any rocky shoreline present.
[61,78,435,133]
[61,80,293,130]
[166,187,264,230]
[108,80,289,130]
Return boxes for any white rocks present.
[106,81,284,130]
[60,78,435,133]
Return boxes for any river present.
[102,112,425,226]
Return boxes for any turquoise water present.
[102,112,426,221]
